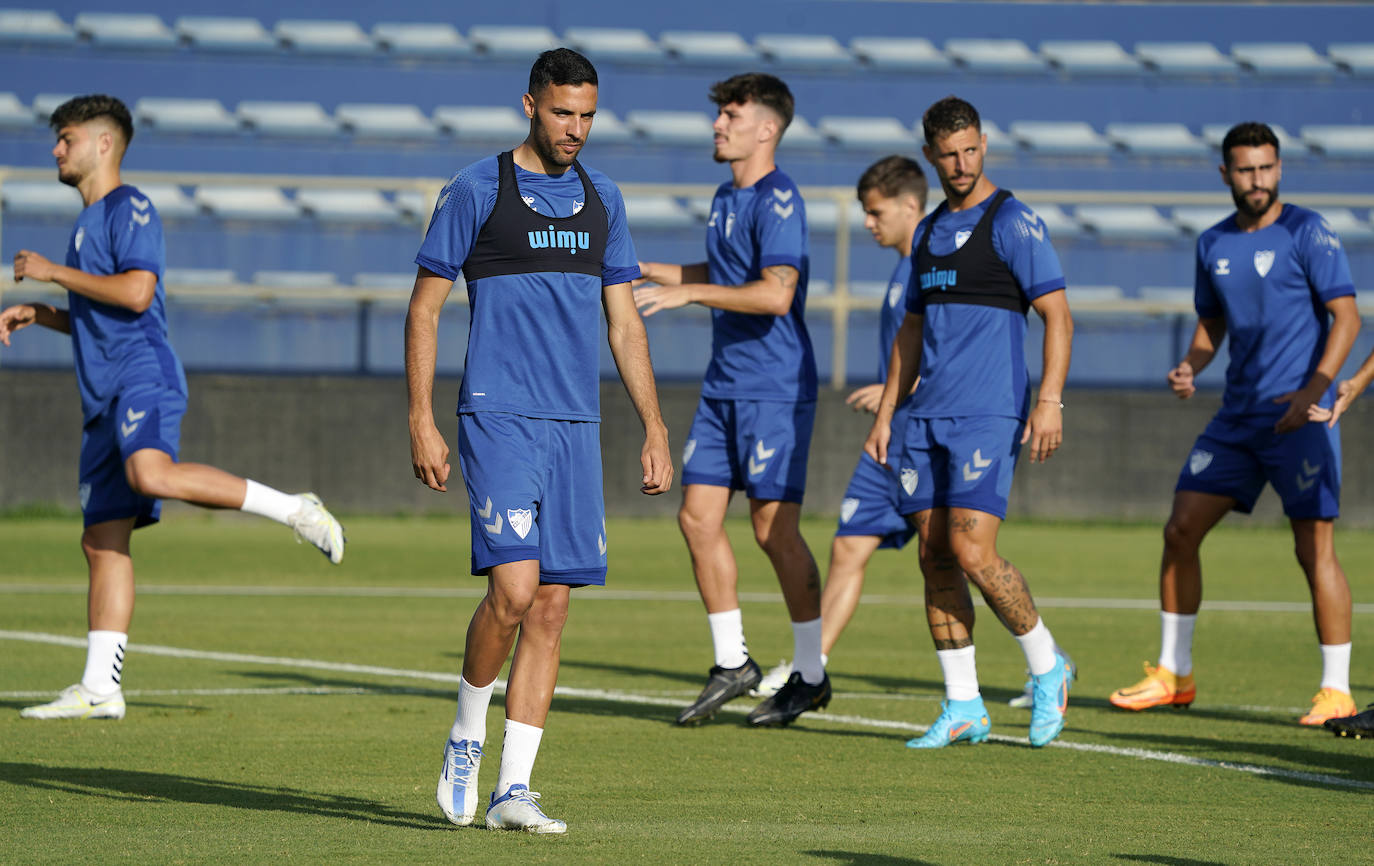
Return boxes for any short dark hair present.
[921,96,980,145]
[709,72,794,131]
[1221,121,1280,165]
[528,48,598,96]
[49,94,133,145]
[857,155,929,207]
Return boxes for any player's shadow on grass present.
[1113,855,1228,865]
[804,850,938,866]
[0,761,445,830]
[234,669,456,698]
[559,657,723,687]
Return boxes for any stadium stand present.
[754,34,854,70]
[175,16,275,52]
[622,195,695,231]
[1010,121,1113,156]
[1039,40,1141,76]
[1,181,82,217]
[0,91,31,128]
[433,105,527,143]
[1231,42,1334,77]
[818,116,915,151]
[1105,123,1209,158]
[777,115,826,150]
[1170,205,1235,236]
[165,267,237,286]
[238,100,340,137]
[194,186,300,221]
[563,27,663,64]
[467,25,559,60]
[1328,43,1374,76]
[253,269,340,289]
[1135,41,1237,76]
[296,189,399,224]
[848,36,950,72]
[0,8,74,43]
[1075,205,1181,242]
[74,12,176,49]
[945,38,1047,74]
[273,19,373,55]
[659,30,757,64]
[134,97,239,135]
[1300,125,1374,159]
[372,22,470,58]
[335,103,437,139]
[626,110,714,146]
[133,183,198,219]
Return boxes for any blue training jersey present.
[878,255,913,384]
[905,191,1066,419]
[701,167,818,403]
[66,184,185,424]
[1195,203,1356,418]
[415,155,640,421]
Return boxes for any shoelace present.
[502,788,550,816]
[448,744,480,779]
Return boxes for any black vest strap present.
[915,188,1028,315]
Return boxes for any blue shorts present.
[1176,414,1341,520]
[836,451,916,549]
[79,384,185,529]
[895,415,1024,520]
[680,397,816,503]
[457,412,607,586]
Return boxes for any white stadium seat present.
[1170,206,1234,235]
[849,36,951,72]
[393,190,432,222]
[353,272,420,291]
[1068,285,1125,303]
[588,108,634,145]
[0,92,33,129]
[196,186,300,221]
[1300,125,1374,159]
[626,110,714,146]
[846,280,887,298]
[297,189,400,224]
[0,8,75,43]
[1076,205,1181,242]
[1230,42,1333,77]
[433,106,528,142]
[32,93,76,121]
[1028,203,1085,239]
[372,22,470,58]
[238,101,340,137]
[945,38,1046,74]
[1135,41,1237,76]
[1039,40,1141,75]
[165,268,238,286]
[1009,121,1112,156]
[1327,43,1374,76]
[1201,122,1306,157]
[1318,208,1374,245]
[777,115,827,150]
[0,181,83,217]
[132,183,199,220]
[1105,122,1208,158]
[806,199,859,233]
[979,119,1017,154]
[468,25,558,60]
[659,30,757,64]
[336,103,437,139]
[74,12,176,49]
[1139,286,1195,306]
[134,98,239,135]
[175,16,275,52]
[755,33,853,70]
[563,27,664,63]
[818,115,915,151]
[623,195,695,230]
[274,19,374,55]
[252,270,340,289]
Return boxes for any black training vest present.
[914,188,1027,315]
[462,150,608,282]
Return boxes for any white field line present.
[3,630,1369,792]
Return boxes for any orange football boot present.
[1299,688,1357,726]
[1109,662,1196,710]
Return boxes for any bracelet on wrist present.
[1038,398,1064,408]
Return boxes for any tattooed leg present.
[947,507,1042,636]
[916,508,976,650]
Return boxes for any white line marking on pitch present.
[3,630,1367,792]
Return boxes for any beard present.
[532,125,579,168]
[56,164,85,188]
[1233,184,1278,218]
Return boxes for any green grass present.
[3,515,1373,864]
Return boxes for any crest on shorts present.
[1188,449,1213,475]
[900,467,919,496]
[79,483,91,511]
[840,497,860,523]
[682,438,696,465]
[1254,250,1275,278]
[507,508,533,539]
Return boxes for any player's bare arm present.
[1170,318,1226,399]
[1022,289,1073,463]
[14,250,156,313]
[1311,342,1374,427]
[405,268,455,493]
[604,281,673,495]
[633,260,709,288]
[865,312,924,466]
[0,302,71,344]
[635,264,797,318]
[1275,294,1359,432]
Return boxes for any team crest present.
[682,438,696,465]
[1254,250,1275,278]
[900,467,919,496]
[74,227,85,251]
[1188,449,1213,475]
[840,497,860,523]
[79,482,91,511]
[887,282,903,308]
[954,230,972,249]
[507,508,533,539]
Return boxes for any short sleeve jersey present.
[415,155,640,421]
[905,192,1066,419]
[701,168,818,403]
[1194,204,1356,418]
[65,184,185,424]
[878,255,914,385]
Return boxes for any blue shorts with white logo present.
[680,397,816,503]
[80,383,185,529]
[895,415,1024,519]
[1175,413,1340,520]
[835,450,916,550]
[457,411,607,586]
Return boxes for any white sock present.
[1014,618,1058,677]
[81,630,126,694]
[1320,642,1352,694]
[1159,611,1197,677]
[495,719,544,799]
[449,676,496,744]
[240,479,304,525]
[937,645,979,701]
[791,617,824,685]
[707,609,749,669]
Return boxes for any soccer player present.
[2,95,345,722]
[1109,122,1361,727]
[407,49,672,834]
[635,73,829,728]
[864,96,1074,749]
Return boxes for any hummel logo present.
[120,407,147,438]
[131,211,150,227]
[962,449,992,482]
[1296,458,1322,492]
[682,438,696,465]
[773,202,794,219]
[754,440,776,461]
[888,282,903,308]
[598,533,607,556]
[478,498,503,535]
[747,439,776,477]
[477,497,494,519]
[772,188,794,203]
[1214,258,1230,276]
[130,196,149,211]
[1021,210,1044,242]
[436,192,450,212]
[707,210,718,228]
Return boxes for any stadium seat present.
[980,120,1016,154]
[1075,205,1181,242]
[274,19,374,55]
[848,36,951,72]
[74,12,176,49]
[818,115,915,151]
[252,270,340,289]
[684,196,715,222]
[1320,208,1374,245]
[468,25,558,60]
[372,22,469,58]
[195,186,300,221]
[1135,41,1237,76]
[1027,203,1084,239]
[175,16,275,52]
[433,105,528,143]
[1201,122,1306,157]
[393,190,432,222]
[1009,121,1112,156]
[945,38,1046,74]
[623,195,695,230]
[659,30,757,64]
[1170,205,1234,235]
[238,100,340,137]
[777,115,827,150]
[1327,43,1374,76]
[134,183,198,220]
[806,198,859,233]
[297,189,400,224]
[0,8,75,44]
[1139,286,1195,307]
[0,92,32,129]
[563,27,664,63]
[134,98,240,135]
[1105,123,1209,158]
[352,272,419,291]
[31,93,75,121]
[754,33,854,70]
[0,181,82,216]
[588,108,634,145]
[846,279,886,298]
[1300,125,1374,159]
[1230,42,1333,77]
[1068,285,1125,303]
[1039,40,1141,75]
[336,103,437,139]
[165,268,238,286]
[626,110,714,146]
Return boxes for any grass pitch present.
[3,513,1373,864]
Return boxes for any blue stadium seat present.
[175,16,275,52]
[1076,205,1181,242]
[32,93,75,121]
[1230,42,1333,77]
[1028,203,1084,240]
[848,36,950,72]
[1039,40,1141,76]
[1328,43,1374,77]
[0,181,82,217]
[433,105,528,143]
[1105,123,1208,158]
[1009,121,1112,156]
[372,22,470,58]
[135,183,198,219]
[74,12,176,49]
[468,25,558,60]
[238,100,340,137]
[1170,205,1234,235]
[0,8,75,44]
[274,19,374,55]
[623,195,695,230]
[626,110,713,146]
[659,30,757,64]
[563,27,664,64]
[945,38,1046,74]
[253,270,340,289]
[777,115,827,150]
[134,98,239,135]
[1300,124,1374,159]
[336,103,437,139]
[1201,122,1305,157]
[166,268,238,286]
[1321,208,1374,245]
[0,92,32,129]
[297,189,400,224]
[195,186,300,221]
[1135,41,1237,76]
[819,115,915,151]
[754,33,854,70]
